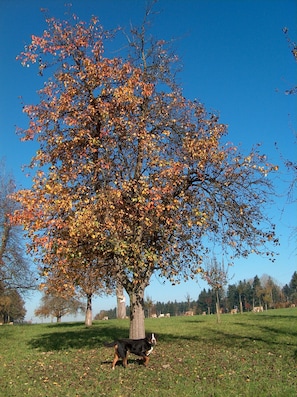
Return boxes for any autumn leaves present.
[12,12,278,334]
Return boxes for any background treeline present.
[95,272,297,319]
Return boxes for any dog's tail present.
[104,341,117,348]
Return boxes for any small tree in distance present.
[13,5,279,338]
[202,258,229,323]
[35,293,84,323]
[0,281,27,323]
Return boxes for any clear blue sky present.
[0,0,296,322]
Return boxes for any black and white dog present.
[104,333,157,369]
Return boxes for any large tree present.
[13,8,278,338]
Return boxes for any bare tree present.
[0,160,36,293]
[202,257,230,323]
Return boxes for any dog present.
[104,333,157,369]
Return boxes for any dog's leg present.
[143,355,150,367]
[122,353,128,368]
[111,345,119,370]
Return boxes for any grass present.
[0,308,296,397]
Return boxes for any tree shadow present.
[233,320,297,339]
[28,323,128,351]
[27,314,297,358]
[148,318,297,354]
[246,313,297,321]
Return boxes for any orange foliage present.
[12,12,278,336]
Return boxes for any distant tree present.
[242,280,253,311]
[262,277,273,310]
[289,271,297,291]
[0,161,36,293]
[0,281,26,323]
[226,283,238,311]
[144,295,154,318]
[260,275,281,310]
[289,271,297,304]
[40,253,113,326]
[197,288,215,315]
[252,276,263,308]
[237,280,245,314]
[282,283,291,303]
[227,280,253,312]
[202,258,229,322]
[94,310,109,320]
[185,293,192,311]
[35,293,84,322]
[13,6,279,339]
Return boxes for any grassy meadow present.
[0,308,296,397]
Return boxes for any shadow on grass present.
[28,323,128,352]
[28,312,297,354]
[234,321,297,338]
[209,327,297,349]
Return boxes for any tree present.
[13,7,278,338]
[289,271,297,304]
[0,281,26,323]
[237,280,245,314]
[197,288,214,315]
[35,292,84,322]
[227,280,253,312]
[283,28,297,95]
[226,283,238,311]
[281,28,297,248]
[202,257,229,322]
[185,293,192,311]
[144,295,154,318]
[289,271,297,290]
[38,240,113,326]
[0,160,36,293]
[252,275,262,308]
[260,275,281,310]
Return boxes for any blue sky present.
[1,0,296,322]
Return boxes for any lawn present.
[0,308,296,396]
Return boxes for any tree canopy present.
[13,8,278,337]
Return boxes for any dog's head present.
[147,333,157,345]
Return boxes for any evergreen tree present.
[289,271,297,303]
[252,275,262,307]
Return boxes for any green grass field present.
[0,308,296,396]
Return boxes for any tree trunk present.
[128,287,145,339]
[239,293,243,314]
[0,217,10,266]
[85,293,92,327]
[116,284,126,319]
[215,289,221,324]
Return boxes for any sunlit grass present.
[0,309,296,396]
